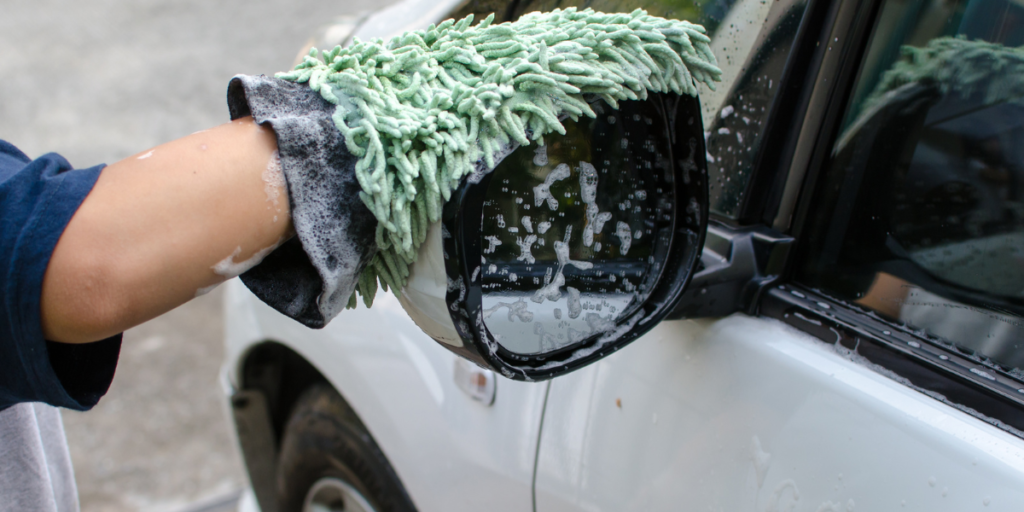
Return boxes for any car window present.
[446,0,809,218]
[798,0,1024,373]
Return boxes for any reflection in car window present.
[497,0,808,217]
[799,0,1024,374]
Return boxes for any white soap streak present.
[555,226,593,271]
[566,286,582,319]
[532,272,565,303]
[751,436,772,489]
[522,216,533,233]
[533,144,549,166]
[137,150,154,160]
[533,323,558,351]
[533,163,571,210]
[194,283,221,298]
[615,222,633,255]
[483,235,502,254]
[687,196,702,225]
[578,161,612,247]
[483,299,534,322]
[212,240,281,278]
[532,226,592,306]
[263,151,285,216]
[516,235,538,264]
[537,221,551,234]
[584,312,615,333]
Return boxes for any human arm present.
[40,116,292,344]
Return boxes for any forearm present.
[41,117,291,343]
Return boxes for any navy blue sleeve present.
[0,139,121,412]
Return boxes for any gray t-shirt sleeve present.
[0,403,78,512]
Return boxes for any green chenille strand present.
[275,8,722,308]
[863,36,1024,115]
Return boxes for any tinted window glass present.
[503,0,809,217]
[799,0,1024,372]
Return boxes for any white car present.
[222,0,1024,511]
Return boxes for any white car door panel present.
[225,280,546,512]
[535,314,1024,511]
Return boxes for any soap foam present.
[483,299,534,322]
[522,216,533,233]
[516,234,538,264]
[138,150,154,160]
[615,221,633,255]
[577,161,611,247]
[213,241,281,278]
[533,145,549,166]
[263,150,286,212]
[534,163,571,211]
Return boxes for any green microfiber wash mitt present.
[275,7,723,308]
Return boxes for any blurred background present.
[0,1,389,510]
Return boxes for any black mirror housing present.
[430,93,709,380]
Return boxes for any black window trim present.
[672,0,870,319]
[771,0,886,235]
[761,284,1024,435]
[754,0,1024,437]
[733,0,843,226]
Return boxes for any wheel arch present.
[238,341,331,442]
[230,340,337,512]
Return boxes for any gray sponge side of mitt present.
[227,74,378,328]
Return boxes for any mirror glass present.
[478,99,684,354]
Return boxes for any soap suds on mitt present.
[276,8,722,307]
[263,150,286,221]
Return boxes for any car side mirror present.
[398,93,709,380]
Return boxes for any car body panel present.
[350,0,464,44]
[534,314,1024,511]
[221,0,1024,509]
[224,279,546,512]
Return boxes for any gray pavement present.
[0,1,388,510]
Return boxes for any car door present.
[534,0,1024,510]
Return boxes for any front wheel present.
[276,384,417,512]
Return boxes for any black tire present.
[277,383,418,512]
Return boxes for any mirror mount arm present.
[668,220,794,319]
